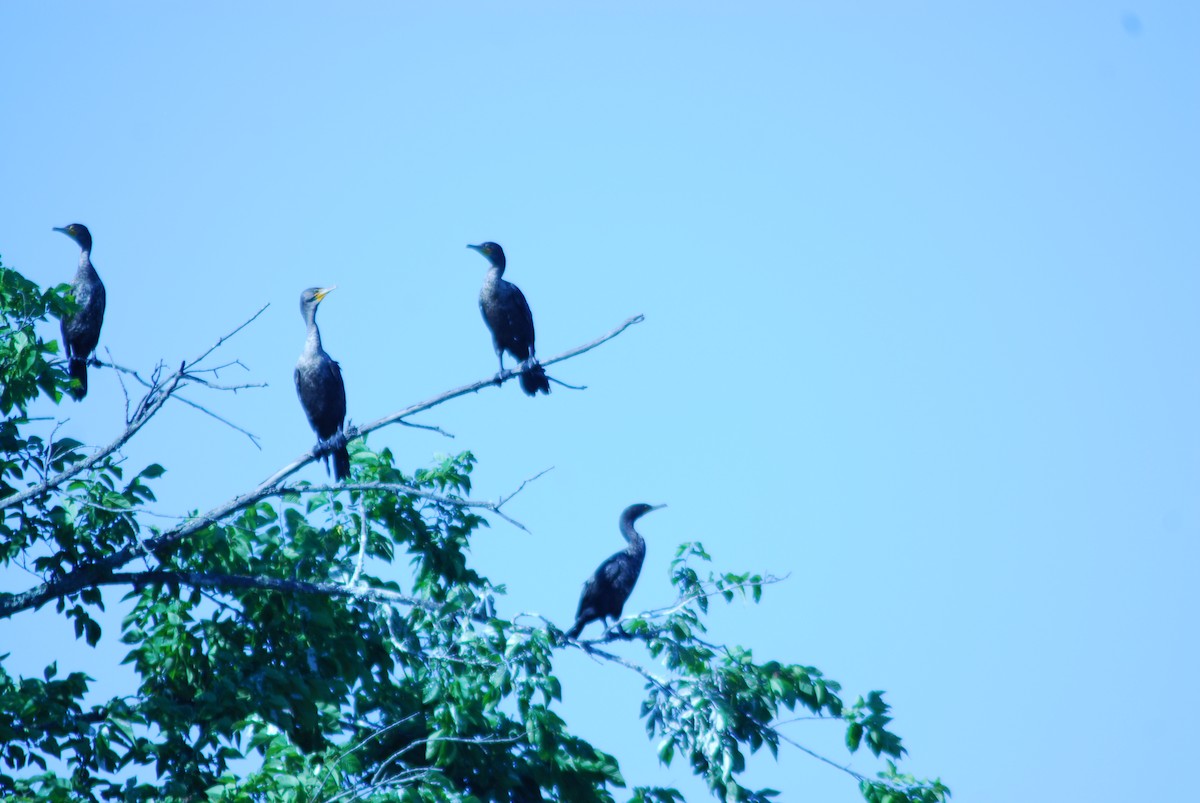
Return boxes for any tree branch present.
[253,314,644,492]
[108,570,441,612]
[0,367,184,511]
[2,307,272,511]
[0,316,641,619]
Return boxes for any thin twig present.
[397,419,454,439]
[371,733,522,786]
[773,729,870,784]
[497,468,553,508]
[772,716,843,727]
[576,640,678,698]
[309,716,419,803]
[172,393,263,449]
[105,347,133,423]
[183,377,268,392]
[185,359,251,376]
[546,375,586,390]
[185,303,270,370]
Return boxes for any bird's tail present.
[332,443,351,481]
[519,360,550,396]
[565,619,584,640]
[68,358,88,400]
[325,430,351,481]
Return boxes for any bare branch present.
[546,375,587,390]
[254,314,644,493]
[541,314,644,368]
[0,316,640,618]
[574,640,678,698]
[105,347,134,423]
[0,368,184,511]
[172,393,263,448]
[185,303,270,370]
[773,729,871,784]
[497,467,553,508]
[397,419,454,439]
[185,358,252,376]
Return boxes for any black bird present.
[567,503,665,639]
[467,242,550,396]
[295,286,350,481]
[54,224,106,400]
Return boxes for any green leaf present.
[846,722,863,753]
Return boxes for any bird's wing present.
[295,355,347,437]
[326,357,348,425]
[501,282,536,352]
[596,553,628,584]
[61,319,74,361]
[575,573,599,618]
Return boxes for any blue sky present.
[2,3,1199,800]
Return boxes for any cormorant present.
[54,224,106,400]
[467,242,550,396]
[295,286,350,481]
[567,503,665,639]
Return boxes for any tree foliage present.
[0,257,949,802]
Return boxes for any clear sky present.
[2,3,1198,801]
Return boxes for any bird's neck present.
[620,521,646,560]
[304,318,323,352]
[76,250,96,277]
[485,264,505,283]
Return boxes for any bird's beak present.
[466,244,483,253]
[314,286,336,302]
[53,227,68,235]
[650,504,667,512]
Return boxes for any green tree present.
[0,258,948,802]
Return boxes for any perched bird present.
[295,287,350,481]
[567,503,665,639]
[467,242,550,396]
[54,224,107,399]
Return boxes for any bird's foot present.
[493,369,510,387]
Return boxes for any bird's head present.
[622,503,666,526]
[53,223,93,251]
[300,286,336,317]
[467,241,506,269]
